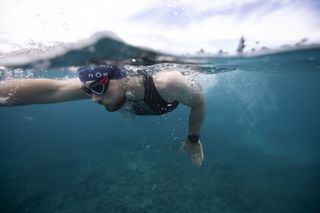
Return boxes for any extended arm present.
[0,78,88,106]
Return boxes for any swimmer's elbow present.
[191,92,206,109]
[0,94,34,106]
[0,97,16,106]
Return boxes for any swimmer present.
[0,64,205,166]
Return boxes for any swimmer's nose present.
[91,94,102,102]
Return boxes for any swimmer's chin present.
[94,101,113,111]
[105,106,118,112]
[101,98,126,112]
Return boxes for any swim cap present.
[78,64,125,82]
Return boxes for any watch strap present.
[188,135,200,143]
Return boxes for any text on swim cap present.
[88,72,109,78]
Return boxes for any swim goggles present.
[81,76,110,96]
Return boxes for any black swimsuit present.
[130,74,179,115]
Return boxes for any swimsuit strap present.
[143,74,179,115]
[130,74,179,115]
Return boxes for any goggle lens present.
[82,76,110,96]
[90,83,105,94]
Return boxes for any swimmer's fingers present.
[191,140,203,166]
[180,139,204,166]
[195,140,204,166]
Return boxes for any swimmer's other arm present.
[179,90,205,166]
[163,72,206,166]
[0,78,88,106]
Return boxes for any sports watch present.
[188,134,200,143]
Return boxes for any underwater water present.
[0,37,320,213]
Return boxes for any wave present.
[0,31,319,76]
[0,31,205,69]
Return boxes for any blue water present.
[0,39,320,212]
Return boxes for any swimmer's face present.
[86,80,126,112]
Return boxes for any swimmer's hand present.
[179,139,204,166]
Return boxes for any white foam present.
[194,73,217,95]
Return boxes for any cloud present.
[1,0,319,54]
[122,0,320,53]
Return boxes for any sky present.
[0,0,320,55]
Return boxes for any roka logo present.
[88,72,109,78]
